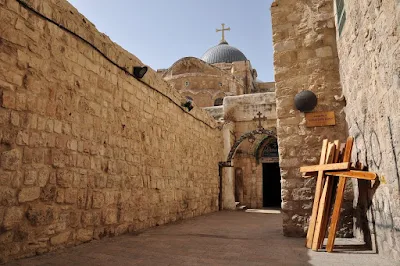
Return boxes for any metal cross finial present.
[216,23,231,44]
[254,111,266,129]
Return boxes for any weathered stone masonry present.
[271,0,350,237]
[0,0,223,262]
[336,0,400,261]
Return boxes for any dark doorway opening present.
[262,163,281,207]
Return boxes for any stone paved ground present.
[5,211,395,266]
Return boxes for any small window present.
[186,96,193,102]
[336,0,346,36]
[185,81,190,87]
[219,82,223,87]
[214,98,223,106]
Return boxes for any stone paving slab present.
[5,211,396,266]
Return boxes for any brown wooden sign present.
[305,111,336,127]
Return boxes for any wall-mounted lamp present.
[294,90,317,112]
[182,100,194,112]
[133,66,148,79]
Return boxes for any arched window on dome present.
[214,98,223,106]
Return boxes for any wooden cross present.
[216,23,230,43]
[300,137,377,252]
[253,111,266,129]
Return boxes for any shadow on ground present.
[5,211,395,266]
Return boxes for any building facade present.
[271,0,399,260]
[159,32,279,209]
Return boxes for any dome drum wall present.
[166,75,242,108]
[167,75,240,94]
[181,90,227,108]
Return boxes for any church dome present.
[201,41,247,64]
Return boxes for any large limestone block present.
[18,187,40,202]
[76,228,93,242]
[224,93,277,122]
[3,206,24,229]
[0,149,22,171]
[50,231,71,246]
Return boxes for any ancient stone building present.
[0,0,225,262]
[159,31,275,107]
[158,29,279,210]
[335,0,400,261]
[0,0,399,263]
[0,0,278,262]
[271,0,399,261]
[271,0,350,237]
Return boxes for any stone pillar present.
[222,123,236,210]
[271,0,350,236]
[222,122,236,210]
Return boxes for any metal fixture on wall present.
[133,66,148,79]
[294,90,318,112]
[182,100,194,112]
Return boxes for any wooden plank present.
[325,170,376,180]
[303,167,372,179]
[326,137,354,252]
[314,175,334,250]
[333,140,340,163]
[300,162,350,173]
[312,143,336,250]
[316,140,340,250]
[305,139,328,248]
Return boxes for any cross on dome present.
[216,23,231,44]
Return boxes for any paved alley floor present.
[6,211,395,266]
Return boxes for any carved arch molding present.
[226,128,277,163]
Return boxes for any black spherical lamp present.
[294,90,317,112]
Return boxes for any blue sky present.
[67,0,275,81]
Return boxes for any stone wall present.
[271,0,350,237]
[0,0,223,262]
[335,0,400,261]
[213,61,256,94]
[253,81,275,93]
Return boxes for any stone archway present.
[220,128,277,209]
[226,128,276,164]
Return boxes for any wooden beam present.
[333,140,340,163]
[316,140,340,250]
[305,139,328,249]
[312,143,336,251]
[300,162,350,173]
[326,137,354,252]
[325,170,376,180]
[305,168,374,179]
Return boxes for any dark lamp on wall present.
[133,66,148,79]
[182,100,194,112]
[294,90,317,112]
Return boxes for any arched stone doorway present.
[221,129,281,209]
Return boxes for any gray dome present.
[201,42,247,64]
